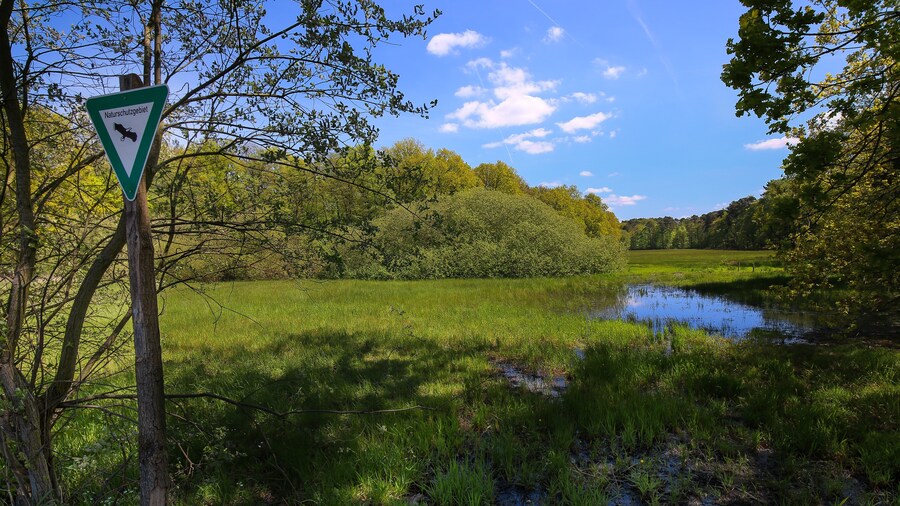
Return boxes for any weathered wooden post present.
[86,74,170,505]
[119,73,169,506]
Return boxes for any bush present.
[343,189,625,279]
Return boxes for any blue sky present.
[366,0,794,220]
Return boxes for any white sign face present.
[95,101,154,176]
[85,85,169,200]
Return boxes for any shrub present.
[343,189,625,278]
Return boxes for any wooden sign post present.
[120,74,169,506]
[87,73,170,505]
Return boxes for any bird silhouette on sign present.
[114,123,137,142]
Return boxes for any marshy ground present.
[57,250,898,504]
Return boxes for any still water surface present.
[598,284,822,341]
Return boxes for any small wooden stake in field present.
[87,73,170,505]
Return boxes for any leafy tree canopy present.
[722,0,899,320]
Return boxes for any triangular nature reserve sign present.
[86,85,169,201]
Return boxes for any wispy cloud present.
[602,66,626,79]
[455,85,486,98]
[744,136,799,151]
[516,140,555,154]
[570,92,597,104]
[585,187,613,194]
[557,111,612,133]
[544,26,565,43]
[427,30,488,56]
[579,171,593,177]
[540,181,563,188]
[605,194,647,206]
[627,0,679,92]
[483,128,555,154]
[526,0,562,28]
[439,123,459,133]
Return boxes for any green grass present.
[52,250,898,504]
[626,249,778,271]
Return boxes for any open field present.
[55,251,898,504]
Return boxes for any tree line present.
[621,184,793,251]
[623,197,766,250]
[147,137,626,280]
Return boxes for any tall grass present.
[48,250,898,504]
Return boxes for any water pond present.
[597,284,824,342]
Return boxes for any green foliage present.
[622,194,784,250]
[473,161,528,194]
[382,138,482,201]
[343,189,626,279]
[722,0,900,319]
[529,185,622,240]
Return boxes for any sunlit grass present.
[51,250,898,504]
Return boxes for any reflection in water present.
[494,360,568,398]
[598,284,822,341]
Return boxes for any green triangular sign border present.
[86,84,169,201]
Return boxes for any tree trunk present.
[0,0,57,502]
[120,73,170,506]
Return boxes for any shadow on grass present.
[61,318,897,504]
[687,274,792,305]
[162,327,488,503]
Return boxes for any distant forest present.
[621,183,792,251]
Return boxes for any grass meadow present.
[56,250,898,504]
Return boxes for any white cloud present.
[427,30,487,56]
[489,63,558,99]
[556,111,613,133]
[605,194,647,206]
[450,96,556,128]
[586,187,613,194]
[455,85,486,98]
[467,57,493,69]
[579,171,593,177]
[608,172,621,177]
[504,127,552,143]
[517,140,555,154]
[603,66,626,79]
[540,181,563,188]
[439,123,459,133]
[744,136,799,151]
[609,130,618,139]
[570,92,597,104]
[544,26,564,43]
[573,135,592,143]
[483,128,555,154]
[500,48,517,58]
[449,60,558,129]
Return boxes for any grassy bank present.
[56,250,898,504]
